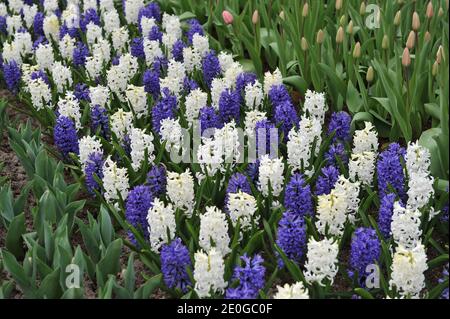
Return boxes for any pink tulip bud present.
[252,10,259,25]
[222,10,234,25]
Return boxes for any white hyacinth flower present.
[352,122,379,154]
[102,156,130,203]
[349,151,376,186]
[79,136,103,169]
[390,244,428,299]
[167,169,195,217]
[147,198,176,252]
[304,237,339,286]
[258,155,285,197]
[303,90,328,125]
[227,191,258,232]
[194,248,227,298]
[274,282,310,299]
[391,201,422,249]
[129,127,155,170]
[199,206,231,256]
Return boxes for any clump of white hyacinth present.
[57,91,82,129]
[406,141,431,175]
[303,90,328,125]
[160,59,185,96]
[349,151,376,186]
[166,169,195,217]
[263,68,283,94]
[102,157,130,203]
[194,248,227,298]
[218,51,234,74]
[111,27,129,53]
[146,198,176,252]
[210,78,231,109]
[352,122,379,154]
[51,61,73,93]
[129,127,155,171]
[103,9,121,35]
[126,85,148,118]
[274,282,310,299]
[258,155,285,197]
[334,176,360,222]
[110,109,133,141]
[28,78,52,111]
[197,121,241,177]
[185,89,208,125]
[227,191,258,231]
[85,54,103,80]
[192,34,210,57]
[245,81,264,109]
[224,62,244,88]
[316,188,349,237]
[59,34,76,61]
[162,13,182,49]
[160,118,184,154]
[79,136,103,169]
[391,202,422,249]
[124,0,144,25]
[287,115,322,175]
[90,85,110,109]
[43,14,60,41]
[244,110,267,138]
[143,39,163,66]
[140,16,156,39]
[390,244,428,299]
[183,47,202,73]
[407,172,434,211]
[199,206,231,256]
[304,237,339,286]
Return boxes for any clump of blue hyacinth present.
[143,69,160,100]
[84,152,104,195]
[2,60,21,94]
[202,50,221,88]
[199,106,221,134]
[276,211,307,266]
[226,254,265,299]
[74,83,91,102]
[236,72,257,94]
[54,116,79,158]
[73,42,89,67]
[91,105,110,140]
[146,165,167,198]
[186,19,204,44]
[80,8,100,32]
[160,238,192,293]
[440,264,449,299]
[30,70,49,85]
[152,88,177,133]
[274,101,299,139]
[138,2,162,27]
[349,227,381,286]
[377,143,406,200]
[325,142,348,166]
[269,85,291,108]
[125,185,153,244]
[219,89,241,124]
[378,193,398,239]
[327,111,352,143]
[172,40,186,62]
[131,37,145,59]
[284,173,313,218]
[255,119,277,158]
[33,12,45,37]
[315,165,339,196]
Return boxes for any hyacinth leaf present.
[5,213,26,259]
[354,288,375,299]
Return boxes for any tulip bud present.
[336,26,344,44]
[360,2,366,15]
[302,3,309,17]
[424,31,431,42]
[426,1,434,18]
[340,15,346,26]
[222,10,234,25]
[394,10,401,26]
[366,66,374,82]
[412,12,420,31]
[436,45,444,64]
[438,7,444,17]
[382,34,389,49]
[316,29,325,44]
[336,0,343,11]
[301,37,309,51]
[252,10,259,24]
[406,31,415,49]
[353,42,361,58]
[347,20,354,34]
[279,10,285,20]
[402,47,411,67]
[432,60,439,76]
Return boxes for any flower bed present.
[0,0,448,299]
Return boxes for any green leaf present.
[5,212,26,259]
[96,239,123,287]
[354,288,375,299]
[38,268,62,299]
[283,75,308,95]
